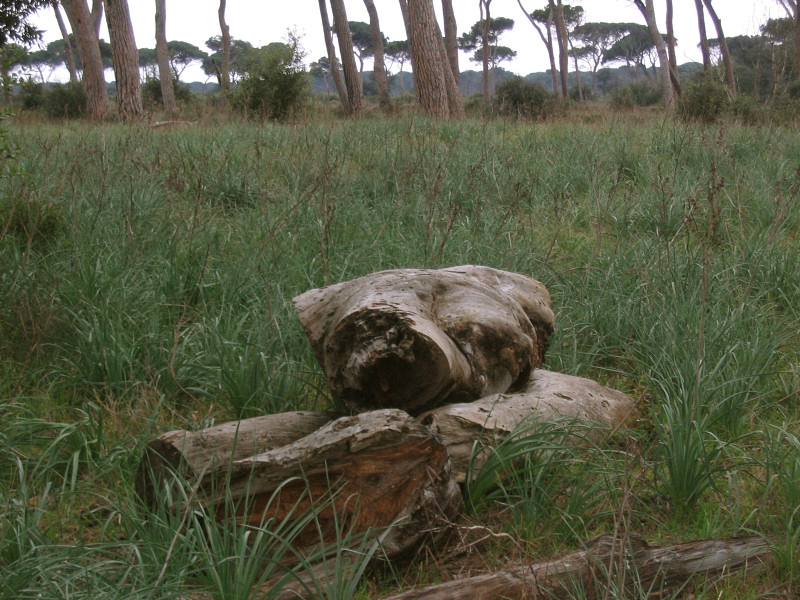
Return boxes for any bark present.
[435,17,464,117]
[552,0,569,99]
[52,1,78,83]
[480,0,491,104]
[318,0,349,111]
[701,0,736,95]
[420,369,638,482]
[154,0,177,117]
[792,2,800,81]
[218,0,231,93]
[517,0,559,94]
[200,410,462,559]
[330,0,364,117]
[694,0,711,71]
[398,0,410,39]
[62,0,109,119]
[91,0,102,37]
[441,0,459,85]
[382,533,771,600]
[406,0,450,117]
[363,0,391,113]
[633,0,675,108]
[665,0,681,96]
[293,266,555,415]
[135,411,340,510]
[104,0,142,121]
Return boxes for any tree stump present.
[293,266,555,414]
[420,369,639,481]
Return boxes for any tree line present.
[1,0,799,120]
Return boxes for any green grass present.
[1,112,799,598]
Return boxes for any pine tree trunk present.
[154,0,176,117]
[406,0,450,117]
[553,0,569,99]
[665,0,681,95]
[52,1,78,83]
[435,18,464,117]
[441,0,459,85]
[793,3,799,81]
[330,0,364,117]
[702,0,736,95]
[218,0,231,93]
[480,0,490,105]
[62,0,109,120]
[694,0,712,71]
[104,0,142,121]
[398,0,410,39]
[318,0,349,111]
[91,0,102,36]
[516,0,559,94]
[363,0,391,113]
[633,0,675,108]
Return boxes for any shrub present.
[677,73,730,123]
[728,94,763,125]
[42,82,86,119]
[16,78,44,111]
[140,78,194,111]
[610,81,662,110]
[232,36,309,121]
[494,76,556,120]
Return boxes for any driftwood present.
[194,409,462,559]
[420,369,638,482]
[135,410,339,508]
[293,266,555,414]
[382,533,772,600]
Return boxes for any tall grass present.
[1,115,799,598]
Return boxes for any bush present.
[728,94,763,125]
[677,73,730,123]
[232,36,309,121]
[141,78,194,111]
[42,82,86,119]
[610,81,662,110]
[16,78,44,111]
[494,76,556,120]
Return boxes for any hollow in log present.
[293,266,555,414]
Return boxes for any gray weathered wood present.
[420,369,638,481]
[382,533,772,600]
[135,410,339,508]
[293,266,555,414]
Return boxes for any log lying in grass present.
[381,533,772,600]
[135,410,340,508]
[197,409,463,559]
[293,266,555,414]
[420,369,638,482]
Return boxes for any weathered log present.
[293,266,555,414]
[135,410,340,508]
[382,533,772,600]
[420,369,639,482]
[198,409,462,559]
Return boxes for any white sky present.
[30,0,782,82]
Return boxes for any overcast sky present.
[30,0,783,82]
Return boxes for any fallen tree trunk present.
[197,409,462,559]
[135,410,340,508]
[293,266,555,414]
[382,533,772,600]
[420,369,638,481]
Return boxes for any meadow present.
[1,111,799,599]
